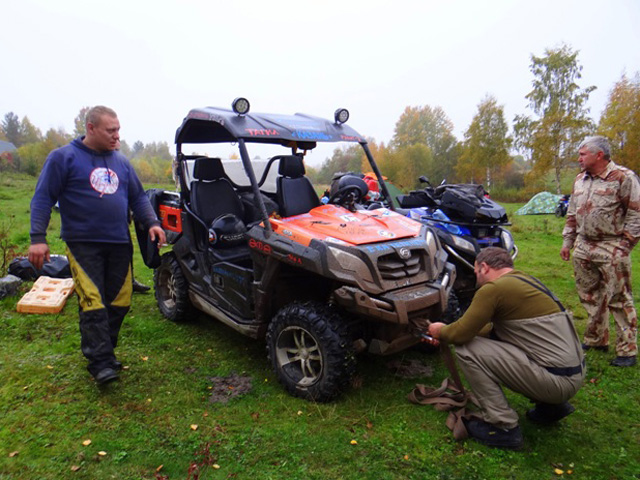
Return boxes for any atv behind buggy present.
[138,99,455,402]
[396,177,517,315]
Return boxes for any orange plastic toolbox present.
[17,276,75,314]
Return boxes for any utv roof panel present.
[175,106,366,147]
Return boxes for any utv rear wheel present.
[267,302,355,402]
[154,253,193,322]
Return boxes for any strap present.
[407,344,479,412]
[445,408,482,441]
[407,378,469,411]
[544,358,586,376]
[511,274,566,312]
[440,343,467,394]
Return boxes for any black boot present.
[610,356,637,367]
[526,402,575,425]
[463,419,523,449]
[132,278,151,293]
[95,368,119,385]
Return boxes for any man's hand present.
[428,322,446,340]
[560,246,571,261]
[149,225,166,248]
[28,243,50,271]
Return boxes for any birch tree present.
[514,44,595,193]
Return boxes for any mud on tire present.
[154,252,194,322]
[266,301,356,402]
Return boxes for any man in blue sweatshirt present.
[29,106,166,385]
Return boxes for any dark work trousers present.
[66,242,133,377]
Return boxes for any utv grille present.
[378,251,421,280]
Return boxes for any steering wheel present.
[329,185,365,206]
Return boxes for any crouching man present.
[428,247,585,449]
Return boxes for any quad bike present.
[395,176,518,317]
[555,194,570,217]
[136,99,455,402]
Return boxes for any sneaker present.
[526,402,575,425]
[95,368,119,385]
[610,356,637,367]
[463,418,524,449]
[581,343,609,352]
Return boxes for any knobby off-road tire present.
[154,252,193,322]
[267,301,356,402]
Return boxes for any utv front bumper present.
[331,261,455,325]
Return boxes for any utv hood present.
[269,205,422,247]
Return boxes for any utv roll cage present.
[173,100,396,234]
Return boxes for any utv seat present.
[190,157,245,225]
[276,155,320,217]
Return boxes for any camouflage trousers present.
[573,238,638,357]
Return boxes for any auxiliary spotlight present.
[334,108,349,124]
[232,97,250,115]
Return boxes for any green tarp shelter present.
[515,191,562,215]
[384,181,404,208]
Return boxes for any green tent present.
[384,182,404,208]
[516,192,562,215]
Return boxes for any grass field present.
[1,173,639,479]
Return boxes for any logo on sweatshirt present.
[90,168,119,195]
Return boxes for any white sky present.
[2,0,639,166]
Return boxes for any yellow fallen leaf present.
[297,411,303,416]
[190,424,198,430]
[70,465,81,472]
[9,451,19,457]
[23,386,28,390]
[554,468,564,475]
[82,439,92,446]
[141,356,149,361]
[98,451,107,456]
[156,465,164,472]
[123,365,130,370]
[147,398,152,402]
[404,455,410,460]
[203,412,209,417]
[46,365,54,369]
[567,470,573,475]
[213,464,221,469]
[350,440,358,445]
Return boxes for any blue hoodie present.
[30,138,159,245]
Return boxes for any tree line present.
[1,44,639,199]
[309,44,640,200]
[0,107,173,183]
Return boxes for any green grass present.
[1,173,639,479]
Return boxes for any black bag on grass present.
[8,255,71,281]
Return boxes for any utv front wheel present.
[267,302,355,402]
[154,253,193,322]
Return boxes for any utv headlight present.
[501,229,515,254]
[327,246,373,283]
[425,229,438,258]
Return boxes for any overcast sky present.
[2,0,639,165]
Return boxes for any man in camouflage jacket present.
[561,136,640,367]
